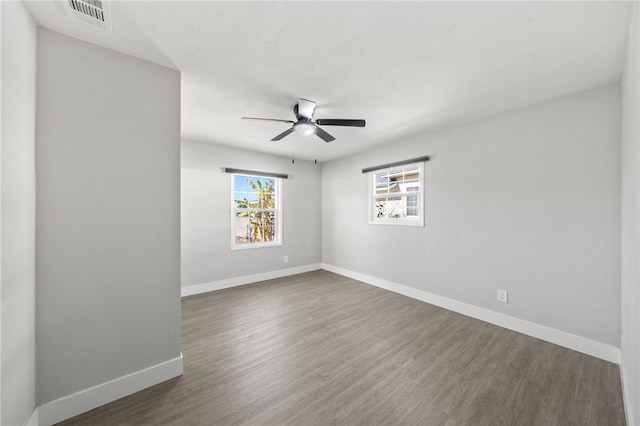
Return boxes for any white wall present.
[621,2,639,424]
[36,28,181,408]
[1,2,37,425]
[181,140,322,289]
[323,84,621,349]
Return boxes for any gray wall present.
[322,83,621,347]
[621,2,640,424]
[181,140,322,287]
[36,29,181,405]
[1,2,37,424]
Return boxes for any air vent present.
[64,0,112,33]
[69,0,104,21]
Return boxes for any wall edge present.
[181,263,322,297]
[322,263,621,364]
[37,354,183,426]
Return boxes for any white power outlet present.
[284,255,289,263]
[497,289,508,303]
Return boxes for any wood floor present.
[58,270,626,425]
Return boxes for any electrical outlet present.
[497,289,508,303]
[284,255,289,263]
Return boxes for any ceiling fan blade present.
[297,98,316,119]
[315,126,336,143]
[242,117,294,124]
[270,127,294,141]
[315,119,366,127]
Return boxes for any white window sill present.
[369,220,424,227]
[231,241,283,251]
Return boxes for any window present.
[231,174,282,249]
[369,162,424,226]
[406,186,419,216]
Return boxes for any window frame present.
[230,173,283,250]
[368,161,424,226]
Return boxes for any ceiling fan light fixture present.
[294,122,315,136]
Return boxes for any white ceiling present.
[25,1,632,162]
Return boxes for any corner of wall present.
[620,2,640,425]
[1,1,38,425]
[25,407,38,426]
[37,354,183,426]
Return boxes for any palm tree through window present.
[232,174,282,249]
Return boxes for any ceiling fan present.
[242,98,365,143]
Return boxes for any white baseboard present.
[25,408,38,426]
[620,364,635,426]
[37,353,183,426]
[322,263,621,364]
[181,263,322,297]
